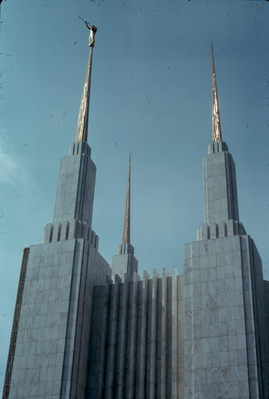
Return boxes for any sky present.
[0,0,269,390]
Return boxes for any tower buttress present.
[44,24,98,242]
[4,23,112,399]
[184,45,268,399]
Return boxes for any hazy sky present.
[0,0,269,390]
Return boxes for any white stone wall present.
[8,240,77,398]
[87,269,181,398]
[203,145,239,224]
[184,234,266,399]
[53,142,96,226]
[7,238,110,399]
[111,252,138,282]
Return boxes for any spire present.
[75,22,97,143]
[211,42,222,142]
[112,153,138,282]
[122,154,131,245]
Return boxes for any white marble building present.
[3,29,269,399]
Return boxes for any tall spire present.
[112,154,138,282]
[211,42,222,142]
[122,154,131,245]
[75,22,97,143]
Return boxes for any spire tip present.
[211,44,222,143]
[122,156,131,245]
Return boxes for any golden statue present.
[85,21,97,47]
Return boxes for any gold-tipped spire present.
[122,154,131,245]
[211,42,222,142]
[75,22,97,143]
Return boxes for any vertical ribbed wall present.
[87,270,181,398]
[2,248,29,399]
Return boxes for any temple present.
[3,28,269,399]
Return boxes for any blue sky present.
[0,0,269,389]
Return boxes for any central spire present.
[211,43,222,143]
[112,154,138,282]
[122,154,131,245]
[75,22,97,143]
